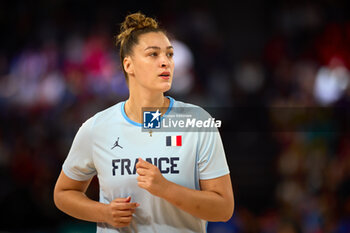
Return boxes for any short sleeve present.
[62,118,97,181]
[197,127,230,180]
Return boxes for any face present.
[124,32,175,93]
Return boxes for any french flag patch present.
[166,135,182,147]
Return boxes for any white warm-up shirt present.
[62,96,230,233]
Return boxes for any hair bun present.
[122,12,158,32]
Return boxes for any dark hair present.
[116,12,165,80]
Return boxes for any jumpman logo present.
[111,137,123,149]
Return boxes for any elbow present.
[223,190,235,222]
[53,188,60,209]
[54,188,70,214]
[209,207,234,222]
[217,198,235,222]
[223,202,234,222]
[53,185,64,211]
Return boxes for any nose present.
[160,54,170,68]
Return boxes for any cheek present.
[135,58,154,71]
[134,60,149,75]
[134,63,156,83]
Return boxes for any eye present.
[167,52,174,58]
[150,52,158,57]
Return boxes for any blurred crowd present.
[1,0,350,232]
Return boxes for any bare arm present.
[54,170,139,228]
[163,174,234,221]
[136,158,234,222]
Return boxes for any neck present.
[125,87,169,123]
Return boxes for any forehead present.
[136,32,172,49]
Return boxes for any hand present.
[136,158,169,197]
[105,196,139,228]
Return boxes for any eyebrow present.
[144,46,174,51]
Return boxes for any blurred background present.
[1,0,350,232]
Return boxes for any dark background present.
[1,0,350,232]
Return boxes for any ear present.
[123,56,134,76]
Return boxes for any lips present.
[159,71,171,80]
[159,71,170,77]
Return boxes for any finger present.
[118,216,133,223]
[113,196,131,203]
[113,202,140,210]
[120,202,140,209]
[136,158,152,169]
[137,181,147,190]
[136,168,148,176]
[116,209,135,217]
[137,176,147,183]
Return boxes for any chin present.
[163,84,172,93]
[156,82,172,93]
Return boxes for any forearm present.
[54,189,107,223]
[136,159,234,221]
[160,181,233,222]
